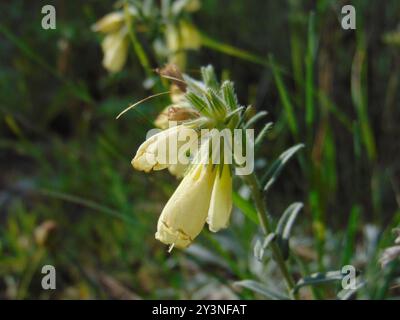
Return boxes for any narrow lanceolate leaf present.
[235,280,289,300]
[221,80,238,110]
[262,143,304,192]
[201,65,219,90]
[232,191,258,224]
[305,12,316,128]
[293,271,346,294]
[255,122,273,147]
[183,74,206,95]
[244,111,268,129]
[206,88,228,117]
[276,202,303,259]
[254,233,276,261]
[235,106,250,129]
[185,91,211,116]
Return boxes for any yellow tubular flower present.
[101,30,129,73]
[132,125,197,173]
[156,163,216,249]
[91,12,125,33]
[167,161,188,178]
[179,21,201,50]
[207,165,233,232]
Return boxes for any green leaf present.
[232,191,258,224]
[305,12,316,128]
[293,271,346,294]
[185,92,211,116]
[269,54,298,139]
[341,205,361,266]
[276,202,303,259]
[235,280,289,300]
[254,233,276,261]
[255,122,273,147]
[205,88,228,117]
[262,143,304,192]
[221,81,238,110]
[201,65,219,90]
[224,106,244,125]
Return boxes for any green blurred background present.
[0,0,399,299]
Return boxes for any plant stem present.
[124,4,152,77]
[244,173,298,299]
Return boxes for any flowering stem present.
[244,173,298,299]
[123,4,152,77]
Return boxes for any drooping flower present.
[92,11,129,73]
[132,124,198,173]
[156,162,216,249]
[207,164,233,232]
[91,12,125,33]
[129,65,244,249]
[101,30,129,73]
[155,142,233,249]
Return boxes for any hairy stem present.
[244,173,298,299]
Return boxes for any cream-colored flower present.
[184,0,201,12]
[179,21,201,50]
[207,165,233,232]
[101,30,129,73]
[167,162,188,178]
[156,163,216,249]
[132,125,198,173]
[165,24,186,69]
[154,106,171,130]
[91,12,125,33]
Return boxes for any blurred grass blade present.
[341,205,361,266]
[305,12,317,130]
[201,32,269,68]
[0,24,93,104]
[288,0,304,88]
[255,122,273,147]
[37,189,135,225]
[351,32,377,161]
[318,91,352,131]
[269,55,299,139]
[261,144,304,192]
[235,280,289,300]
[232,191,258,224]
[276,202,303,260]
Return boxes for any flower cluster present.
[131,65,251,249]
[92,1,201,73]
